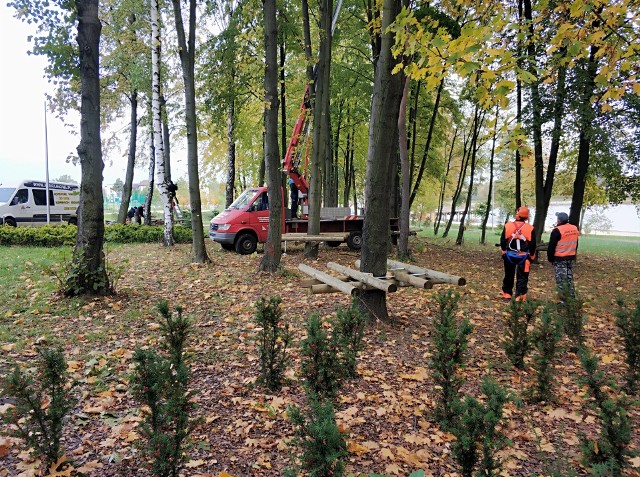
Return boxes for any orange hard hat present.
[516,206,529,220]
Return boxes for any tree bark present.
[151,0,174,246]
[570,44,599,228]
[280,35,288,211]
[117,90,137,224]
[67,0,109,296]
[225,93,236,208]
[398,76,411,258]
[409,77,444,208]
[434,128,457,235]
[144,129,155,226]
[160,94,171,182]
[442,128,472,238]
[171,0,210,263]
[358,0,404,323]
[305,0,332,258]
[481,106,498,244]
[258,0,283,272]
[456,106,483,245]
[533,63,567,242]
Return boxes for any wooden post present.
[386,258,466,286]
[392,270,433,289]
[298,263,360,296]
[327,262,397,293]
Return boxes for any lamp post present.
[44,99,50,224]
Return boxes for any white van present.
[0,180,80,227]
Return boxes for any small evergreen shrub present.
[2,347,76,469]
[286,398,347,477]
[299,314,344,401]
[529,305,562,402]
[331,300,366,377]
[614,299,640,394]
[503,299,539,369]
[430,290,473,428]
[449,378,509,477]
[254,296,291,391]
[131,301,195,477]
[578,347,633,477]
[557,292,586,351]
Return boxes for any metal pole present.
[44,99,50,224]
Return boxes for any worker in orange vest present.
[547,211,579,299]
[500,206,536,301]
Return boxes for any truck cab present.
[209,187,283,254]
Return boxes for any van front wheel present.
[235,234,257,255]
[4,218,16,227]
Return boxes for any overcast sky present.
[0,4,188,187]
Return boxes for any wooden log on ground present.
[327,262,397,293]
[301,276,349,288]
[386,259,466,286]
[298,263,360,296]
[392,270,433,289]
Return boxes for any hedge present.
[0,224,193,247]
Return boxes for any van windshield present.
[0,188,14,203]
[228,189,258,210]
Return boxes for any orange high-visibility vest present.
[555,223,579,258]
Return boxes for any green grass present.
[416,224,640,259]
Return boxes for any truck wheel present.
[4,217,16,227]
[235,233,257,255]
[327,241,341,248]
[220,243,235,251]
[347,231,362,250]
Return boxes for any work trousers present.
[553,260,575,299]
[502,256,529,298]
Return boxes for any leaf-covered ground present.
[1,238,639,476]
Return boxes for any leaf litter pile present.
[0,239,639,476]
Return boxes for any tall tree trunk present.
[456,107,483,245]
[343,120,353,208]
[398,76,411,258]
[118,90,137,224]
[359,0,404,322]
[259,0,283,272]
[570,44,599,228]
[480,107,498,244]
[171,0,210,263]
[280,35,288,211]
[408,80,420,186]
[515,0,523,209]
[434,128,457,235]
[160,94,171,182]
[67,0,109,296]
[144,130,155,226]
[305,0,332,258]
[533,62,567,242]
[442,130,472,238]
[409,78,444,208]
[151,0,174,246]
[225,94,236,207]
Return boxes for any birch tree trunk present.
[144,130,155,226]
[171,0,210,263]
[358,0,404,322]
[66,0,109,296]
[259,0,283,272]
[151,0,174,246]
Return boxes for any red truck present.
[209,187,389,254]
